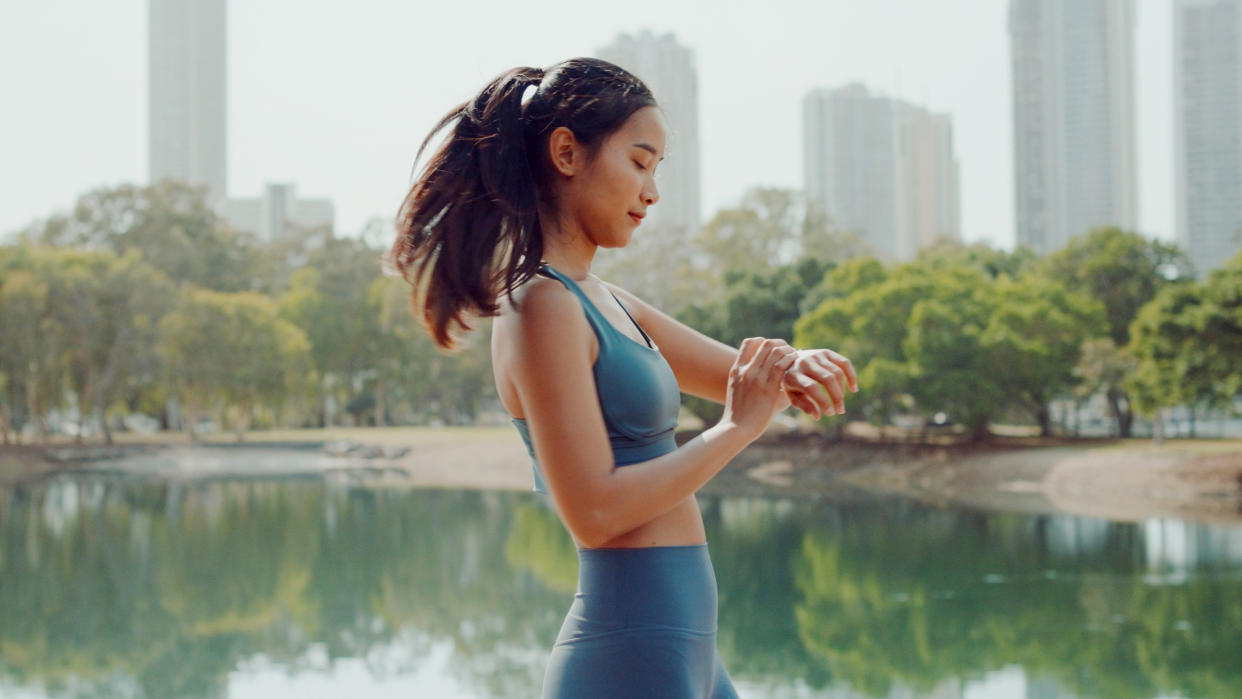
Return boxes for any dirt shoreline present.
[4,429,1241,523]
[834,440,1242,524]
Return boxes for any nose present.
[643,180,659,207]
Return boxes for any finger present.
[785,369,833,416]
[811,359,847,412]
[760,341,796,370]
[747,338,783,372]
[826,349,859,393]
[789,390,821,420]
[768,352,798,383]
[735,338,761,369]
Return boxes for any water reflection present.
[2,473,1241,698]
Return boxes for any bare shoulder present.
[497,275,580,334]
[493,275,591,365]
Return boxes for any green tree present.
[698,188,870,279]
[1040,228,1189,437]
[368,275,422,426]
[856,358,910,435]
[1199,251,1242,404]
[983,275,1105,436]
[369,275,498,425]
[0,246,69,444]
[799,256,887,316]
[1071,338,1137,437]
[45,248,174,444]
[1041,227,1189,347]
[159,288,312,441]
[903,276,1001,441]
[918,240,1040,281]
[29,181,263,293]
[1127,283,1207,433]
[698,188,802,273]
[796,258,1094,439]
[277,236,386,426]
[801,200,874,265]
[796,261,934,432]
[1128,252,1242,437]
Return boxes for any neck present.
[537,213,597,282]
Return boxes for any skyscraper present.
[148,0,227,204]
[803,84,961,261]
[217,183,335,243]
[1175,0,1242,276]
[1009,0,1137,255]
[596,31,701,238]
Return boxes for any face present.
[554,106,667,249]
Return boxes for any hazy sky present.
[2,0,1176,251]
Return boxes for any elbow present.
[562,504,620,549]
[577,530,612,550]
[566,510,614,549]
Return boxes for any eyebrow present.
[632,143,665,161]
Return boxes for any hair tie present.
[521,68,544,108]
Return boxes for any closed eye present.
[634,161,647,171]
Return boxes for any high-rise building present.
[148,0,228,204]
[1174,0,1242,277]
[802,84,961,261]
[218,183,335,242]
[1009,0,1137,255]
[596,31,701,238]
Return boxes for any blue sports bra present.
[511,264,681,493]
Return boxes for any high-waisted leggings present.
[542,544,739,698]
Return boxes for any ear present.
[546,126,583,177]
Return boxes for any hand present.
[721,338,799,440]
[781,348,858,420]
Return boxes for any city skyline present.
[148,0,228,205]
[803,83,961,261]
[3,0,1178,254]
[1010,0,1139,256]
[1175,0,1242,276]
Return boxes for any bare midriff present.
[580,495,706,549]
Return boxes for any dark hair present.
[388,57,658,349]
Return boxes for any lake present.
[2,453,1241,698]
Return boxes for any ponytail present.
[389,58,656,349]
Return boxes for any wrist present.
[709,417,761,448]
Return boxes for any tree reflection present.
[0,480,562,698]
[504,501,578,595]
[787,503,1242,697]
[1,479,1240,698]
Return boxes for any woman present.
[390,58,857,698]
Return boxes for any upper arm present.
[605,282,738,402]
[507,282,616,535]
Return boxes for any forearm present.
[676,338,737,404]
[576,420,753,547]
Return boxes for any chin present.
[598,232,634,249]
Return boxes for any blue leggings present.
[542,544,739,698]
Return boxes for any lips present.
[629,213,645,224]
